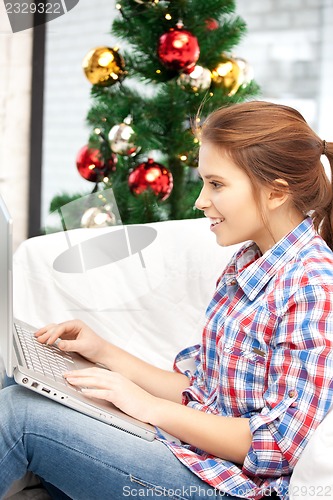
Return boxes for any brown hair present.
[199,100,333,250]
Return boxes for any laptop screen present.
[0,193,14,377]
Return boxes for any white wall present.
[317,0,333,138]
[0,2,33,249]
[236,0,332,129]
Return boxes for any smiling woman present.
[197,100,333,252]
[1,100,333,500]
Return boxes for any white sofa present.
[2,218,332,499]
[3,218,235,498]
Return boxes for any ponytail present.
[315,141,333,250]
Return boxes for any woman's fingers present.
[35,320,82,344]
[63,367,111,388]
[34,323,60,344]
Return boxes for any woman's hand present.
[64,367,157,424]
[35,320,109,365]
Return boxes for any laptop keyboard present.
[15,323,74,385]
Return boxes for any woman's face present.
[195,143,271,252]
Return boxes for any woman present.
[1,101,333,499]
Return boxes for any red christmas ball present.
[157,28,200,72]
[205,18,219,30]
[76,145,117,183]
[128,159,173,201]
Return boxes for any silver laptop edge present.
[0,194,14,378]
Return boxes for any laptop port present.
[31,382,39,389]
[42,387,51,394]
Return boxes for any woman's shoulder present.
[296,234,333,284]
[268,235,333,311]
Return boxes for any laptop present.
[0,193,180,444]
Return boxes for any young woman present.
[1,101,333,500]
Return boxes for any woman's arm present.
[64,366,252,463]
[152,397,252,463]
[99,341,190,403]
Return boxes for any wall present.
[236,0,332,129]
[317,0,333,138]
[236,0,333,176]
[0,2,33,249]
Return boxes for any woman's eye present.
[209,181,223,189]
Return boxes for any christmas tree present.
[50,0,259,228]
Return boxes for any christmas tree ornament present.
[234,57,254,88]
[157,26,200,73]
[108,116,140,156]
[205,18,219,30]
[76,145,117,183]
[177,65,211,93]
[81,205,117,228]
[82,46,126,87]
[128,159,173,200]
[211,55,244,96]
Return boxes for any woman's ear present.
[267,178,290,208]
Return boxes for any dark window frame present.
[28,19,45,238]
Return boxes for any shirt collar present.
[233,217,315,300]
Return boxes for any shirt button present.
[229,279,237,286]
[288,389,297,398]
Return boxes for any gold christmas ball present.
[234,57,254,88]
[211,55,244,96]
[82,47,126,87]
[177,65,212,93]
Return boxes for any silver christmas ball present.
[81,206,116,228]
[177,65,212,93]
[108,122,139,156]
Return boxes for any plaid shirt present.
[160,218,333,499]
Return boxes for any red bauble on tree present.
[205,18,219,30]
[128,159,173,200]
[76,145,117,183]
[157,26,200,73]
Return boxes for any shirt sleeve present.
[173,344,202,384]
[243,283,333,478]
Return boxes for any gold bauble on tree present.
[234,57,254,88]
[82,46,126,87]
[211,55,244,96]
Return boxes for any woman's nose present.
[195,187,211,211]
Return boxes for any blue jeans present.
[0,385,244,500]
